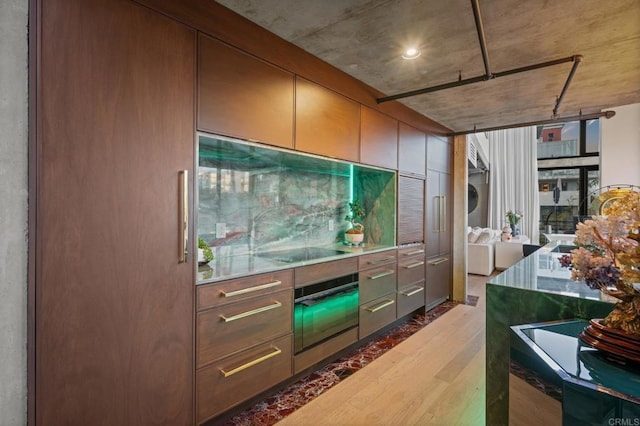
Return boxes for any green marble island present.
[486,241,615,425]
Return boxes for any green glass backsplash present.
[198,134,396,254]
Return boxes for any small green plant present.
[345,200,365,234]
[198,238,214,263]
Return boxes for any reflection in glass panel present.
[198,134,396,258]
[585,119,600,153]
[539,168,580,235]
[536,121,579,159]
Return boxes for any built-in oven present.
[294,273,359,354]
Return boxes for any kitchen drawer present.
[397,281,425,318]
[197,270,293,311]
[197,334,292,424]
[397,255,425,287]
[358,250,397,271]
[359,265,397,304]
[197,288,292,368]
[295,257,358,287]
[359,293,397,339]
[398,244,425,258]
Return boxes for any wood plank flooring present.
[277,273,491,425]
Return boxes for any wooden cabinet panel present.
[398,175,425,245]
[197,270,293,311]
[426,257,451,308]
[295,257,358,287]
[397,255,426,287]
[397,281,426,318]
[197,288,293,368]
[37,1,195,424]
[439,173,452,255]
[398,123,426,175]
[426,170,451,258]
[359,293,397,339]
[427,135,452,173]
[360,106,398,169]
[358,250,397,271]
[359,265,397,304]
[197,334,293,423]
[295,77,360,161]
[198,34,294,148]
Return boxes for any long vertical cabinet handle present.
[433,196,440,233]
[178,170,189,263]
[440,195,447,233]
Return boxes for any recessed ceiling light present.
[402,48,421,60]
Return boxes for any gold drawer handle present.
[365,299,395,313]
[368,256,395,265]
[220,280,282,298]
[403,261,425,269]
[219,301,282,322]
[367,270,395,280]
[219,347,282,378]
[401,286,424,297]
[428,257,449,266]
[403,249,424,256]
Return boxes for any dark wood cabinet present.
[398,175,426,245]
[295,77,360,161]
[195,270,293,422]
[360,106,398,169]
[426,135,452,173]
[398,123,426,176]
[198,34,295,148]
[426,170,451,258]
[36,0,195,424]
[397,245,426,318]
[425,256,451,309]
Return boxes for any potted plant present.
[197,237,214,266]
[344,200,365,244]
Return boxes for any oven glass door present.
[294,281,359,354]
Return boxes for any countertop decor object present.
[344,200,365,244]
[559,190,640,338]
[198,237,214,266]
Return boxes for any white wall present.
[0,0,29,424]
[601,103,640,187]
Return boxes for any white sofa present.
[467,227,500,276]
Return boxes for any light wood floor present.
[277,273,493,426]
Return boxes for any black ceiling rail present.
[446,110,615,136]
[376,55,580,104]
[377,0,583,106]
[553,55,583,117]
[471,0,492,79]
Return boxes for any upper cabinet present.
[198,34,295,149]
[398,123,426,176]
[295,77,360,162]
[360,106,398,170]
[426,135,451,173]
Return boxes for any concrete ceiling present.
[215,0,640,133]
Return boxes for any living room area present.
[465,102,640,277]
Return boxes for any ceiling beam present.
[447,110,616,136]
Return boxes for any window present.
[537,119,600,241]
[536,120,600,159]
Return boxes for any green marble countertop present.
[512,320,640,403]
[196,243,397,284]
[489,240,615,304]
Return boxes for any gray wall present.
[0,0,28,424]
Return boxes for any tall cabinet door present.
[426,170,451,257]
[36,0,195,424]
[398,176,425,245]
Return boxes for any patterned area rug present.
[224,300,460,425]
